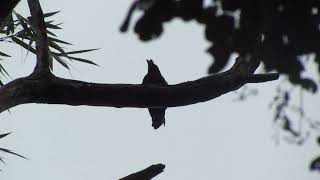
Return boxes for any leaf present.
[0,64,11,77]
[13,12,35,31]
[0,51,11,57]
[51,53,69,69]
[43,11,61,18]
[0,133,11,139]
[0,148,27,159]
[48,37,72,45]
[0,157,5,164]
[1,14,15,35]
[54,49,99,66]
[46,30,57,37]
[45,22,62,30]
[6,14,15,35]
[60,48,99,55]
[45,20,54,24]
[23,38,35,61]
[13,35,36,60]
[15,32,35,41]
[49,41,68,56]
[48,51,53,70]
[18,18,34,36]
[68,56,99,66]
[11,37,36,54]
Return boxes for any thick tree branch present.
[0,2,279,177]
[27,0,51,75]
[0,1,280,114]
[0,56,279,113]
[119,163,165,180]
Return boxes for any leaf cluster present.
[0,10,98,85]
[0,133,27,171]
[121,0,320,93]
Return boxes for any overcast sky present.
[0,1,320,180]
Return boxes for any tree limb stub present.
[0,57,279,113]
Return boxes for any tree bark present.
[27,0,51,75]
[0,60,279,113]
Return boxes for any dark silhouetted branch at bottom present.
[119,163,165,180]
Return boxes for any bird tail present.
[152,116,165,129]
[148,108,166,129]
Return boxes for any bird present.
[142,59,168,129]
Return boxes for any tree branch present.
[0,1,280,114]
[119,163,165,180]
[0,56,279,113]
[27,0,51,75]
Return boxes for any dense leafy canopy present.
[122,0,320,93]
[120,0,320,173]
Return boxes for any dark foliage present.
[310,136,320,172]
[0,0,20,24]
[121,0,320,92]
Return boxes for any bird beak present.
[146,59,153,65]
[146,60,151,69]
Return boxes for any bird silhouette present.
[142,59,168,129]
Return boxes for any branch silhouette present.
[27,0,51,75]
[0,0,279,179]
[0,56,278,113]
[119,163,165,180]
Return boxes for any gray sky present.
[0,1,319,180]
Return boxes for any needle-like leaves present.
[57,48,99,55]
[48,36,72,45]
[11,36,36,54]
[0,52,11,57]
[52,53,69,69]
[43,11,61,18]
[0,9,99,84]
[13,12,35,32]
[0,133,27,162]
[0,148,27,159]
[0,133,11,139]
[45,22,62,30]
[0,157,5,164]
[68,56,99,66]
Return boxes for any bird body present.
[142,59,168,129]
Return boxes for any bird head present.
[146,59,160,73]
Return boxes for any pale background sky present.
[0,1,320,180]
